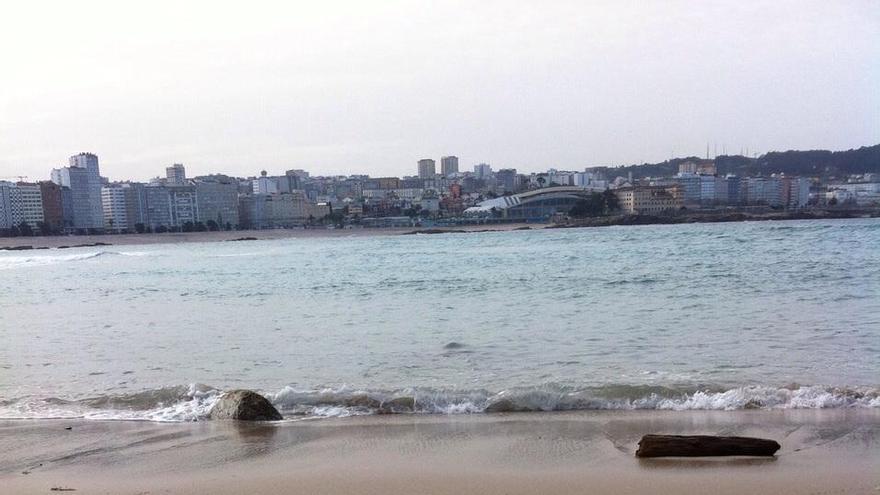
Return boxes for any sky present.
[0,0,878,181]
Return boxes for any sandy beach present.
[0,223,538,249]
[2,410,878,494]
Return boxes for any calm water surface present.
[1,219,878,420]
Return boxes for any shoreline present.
[0,223,538,249]
[1,409,878,494]
[554,207,880,229]
[2,211,879,250]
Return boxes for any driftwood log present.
[636,434,780,458]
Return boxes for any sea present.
[1,218,878,421]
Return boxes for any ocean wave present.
[0,384,221,422]
[0,250,152,269]
[0,383,878,422]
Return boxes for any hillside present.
[587,144,879,179]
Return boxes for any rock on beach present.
[209,390,283,421]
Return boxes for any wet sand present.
[2,410,878,494]
[0,223,537,249]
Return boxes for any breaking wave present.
[0,250,152,269]
[0,383,878,422]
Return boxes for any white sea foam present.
[2,384,878,422]
[0,384,221,422]
[0,250,155,270]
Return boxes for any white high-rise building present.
[16,183,44,227]
[102,186,129,232]
[0,182,44,229]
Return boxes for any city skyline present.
[2,140,878,185]
[3,146,876,238]
[1,1,877,181]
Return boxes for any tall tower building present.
[69,152,100,180]
[474,163,493,179]
[52,153,104,231]
[418,159,436,179]
[166,163,187,185]
[440,156,459,177]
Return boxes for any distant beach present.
[2,209,879,250]
[0,223,537,249]
[2,410,878,495]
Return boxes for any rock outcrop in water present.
[484,398,532,413]
[209,390,282,421]
[379,396,415,414]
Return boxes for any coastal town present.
[1,148,878,237]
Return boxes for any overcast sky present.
[1,0,877,181]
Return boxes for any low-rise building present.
[745,177,783,206]
[674,174,702,205]
[828,182,880,206]
[699,175,716,204]
[239,191,309,229]
[615,185,682,214]
[465,186,600,220]
[781,176,811,208]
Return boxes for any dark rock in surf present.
[379,396,415,414]
[443,342,466,349]
[484,398,532,413]
[345,394,382,409]
[209,390,282,421]
[635,434,780,458]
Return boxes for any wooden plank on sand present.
[636,434,781,458]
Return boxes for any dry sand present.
[2,409,878,494]
[0,223,538,249]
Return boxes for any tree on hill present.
[602,189,620,212]
[568,192,620,217]
[585,144,879,180]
